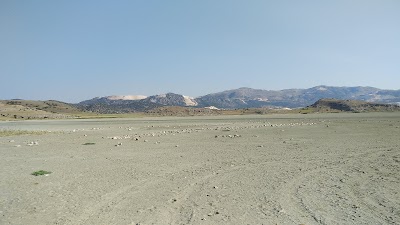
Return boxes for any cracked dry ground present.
[1,113,399,225]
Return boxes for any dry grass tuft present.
[0,129,49,137]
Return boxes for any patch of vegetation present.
[31,170,52,176]
[82,142,96,145]
[299,107,314,114]
[0,129,48,137]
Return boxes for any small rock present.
[27,141,39,146]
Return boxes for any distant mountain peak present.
[147,93,198,106]
[76,86,400,113]
[106,95,147,100]
[195,86,400,109]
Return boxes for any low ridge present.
[308,98,400,112]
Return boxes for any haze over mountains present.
[76,85,400,113]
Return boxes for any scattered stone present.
[15,145,21,147]
[27,141,39,146]
[9,140,15,143]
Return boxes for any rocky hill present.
[195,86,400,109]
[75,86,400,113]
[307,98,400,113]
[0,100,82,120]
[77,93,198,113]
[76,97,160,114]
[145,106,220,116]
[147,93,198,106]
[2,96,400,119]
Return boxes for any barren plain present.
[1,113,399,225]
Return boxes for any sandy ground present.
[0,113,399,225]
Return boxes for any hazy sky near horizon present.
[1,0,399,103]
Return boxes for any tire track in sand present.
[277,147,395,225]
[65,179,173,225]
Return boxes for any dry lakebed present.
[1,113,399,225]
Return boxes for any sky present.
[1,0,399,103]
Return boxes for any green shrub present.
[31,170,52,176]
[83,142,96,145]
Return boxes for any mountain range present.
[76,85,400,113]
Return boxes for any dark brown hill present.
[308,98,400,112]
[0,100,84,120]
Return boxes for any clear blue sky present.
[1,0,399,103]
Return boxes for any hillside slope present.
[0,100,82,120]
[307,98,400,112]
[195,86,398,109]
